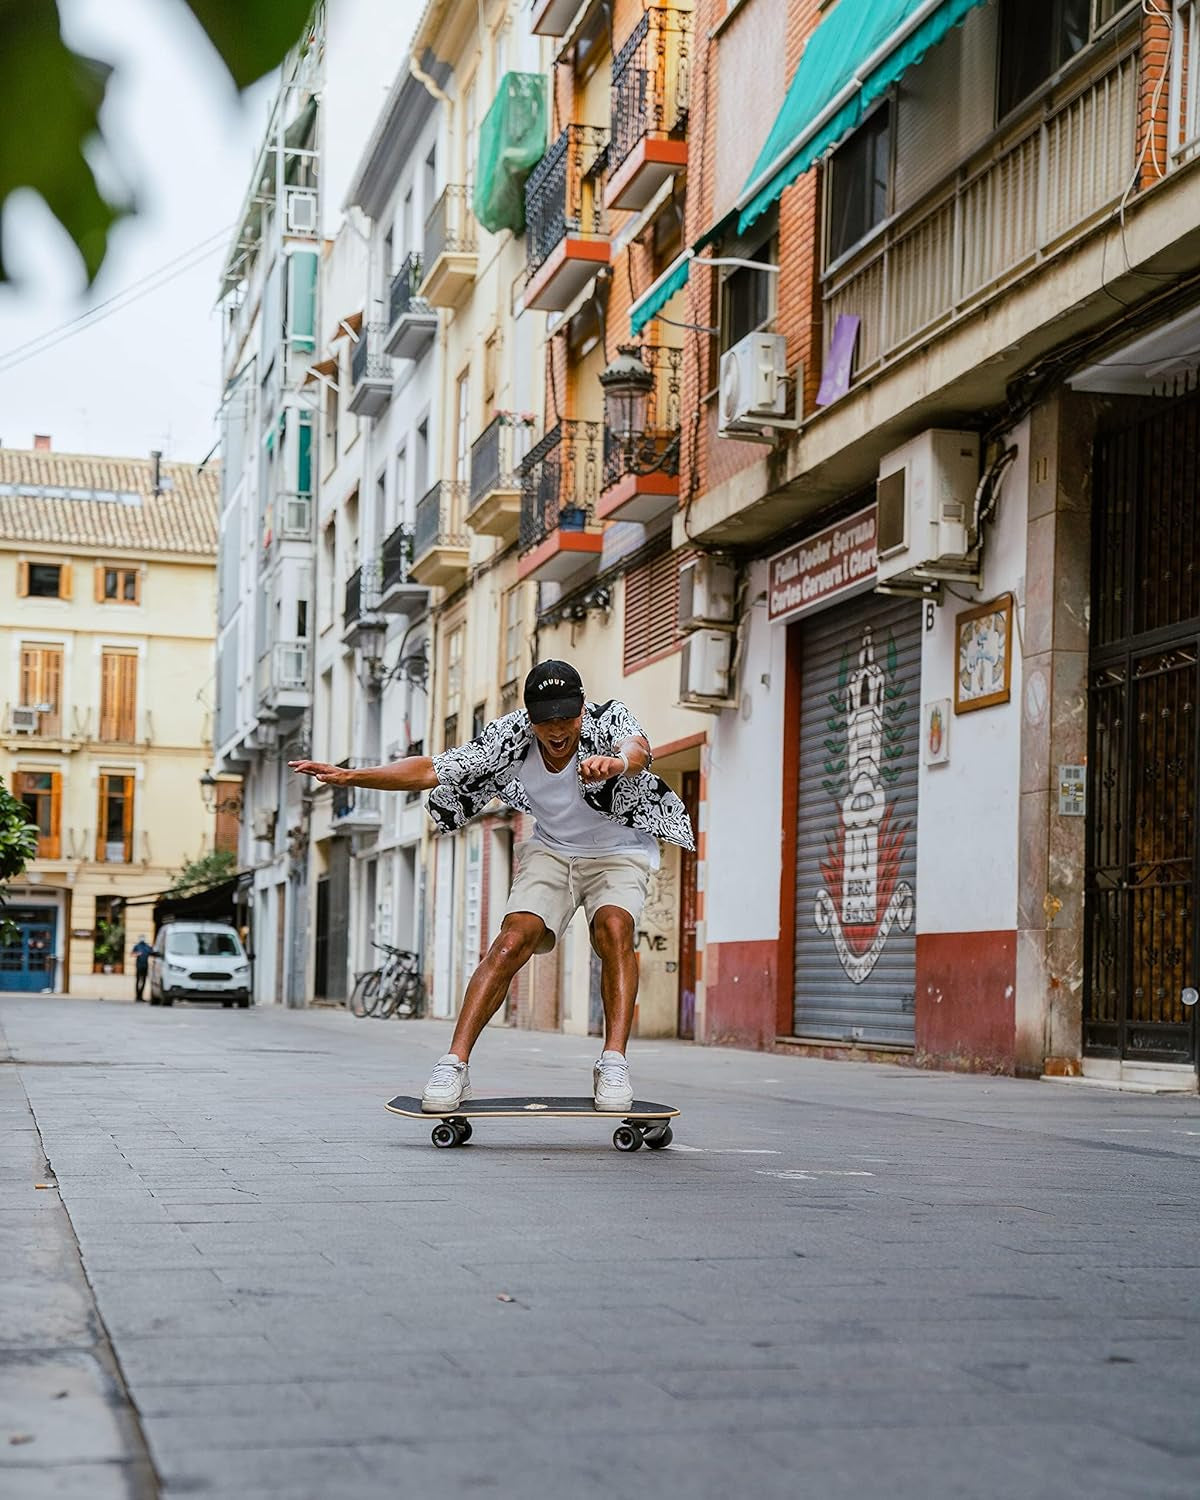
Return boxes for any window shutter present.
[132,569,142,606]
[60,563,73,599]
[48,773,61,860]
[95,780,106,863]
[122,776,134,861]
[95,565,106,602]
[623,547,689,674]
[17,561,29,596]
[119,653,137,740]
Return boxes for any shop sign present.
[767,504,878,626]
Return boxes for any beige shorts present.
[503,844,653,954]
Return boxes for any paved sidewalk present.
[2,994,1199,1499]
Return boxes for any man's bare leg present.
[446,911,545,1061]
[590,905,639,1054]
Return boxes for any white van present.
[149,921,252,1007]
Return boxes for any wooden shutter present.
[17,561,29,596]
[59,563,73,599]
[19,645,63,736]
[95,565,106,602]
[48,773,61,860]
[100,650,137,741]
[121,775,134,862]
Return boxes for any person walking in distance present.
[290,661,694,1112]
[132,936,154,1002]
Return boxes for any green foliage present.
[0,0,315,284]
[0,774,38,945]
[93,917,125,966]
[170,848,237,897]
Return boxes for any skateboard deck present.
[385,1095,679,1152]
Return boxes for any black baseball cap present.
[523,660,585,723]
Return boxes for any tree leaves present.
[0,0,315,284]
[181,0,318,89]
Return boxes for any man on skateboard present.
[290,660,694,1113]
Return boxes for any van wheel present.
[238,999,251,1009]
[163,997,174,1007]
[222,1000,233,1008]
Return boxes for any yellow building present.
[0,445,219,998]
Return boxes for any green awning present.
[630,250,693,338]
[738,0,988,234]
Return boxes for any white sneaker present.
[421,1054,471,1113]
[593,1051,634,1112]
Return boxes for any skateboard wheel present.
[644,1125,673,1149]
[431,1123,458,1149]
[613,1125,642,1152]
[452,1120,473,1144]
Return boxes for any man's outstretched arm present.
[579,735,651,784]
[288,755,439,792]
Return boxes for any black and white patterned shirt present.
[428,700,695,851]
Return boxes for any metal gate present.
[793,592,921,1044]
[0,906,57,992]
[1086,389,1200,1065]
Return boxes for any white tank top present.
[518,749,659,867]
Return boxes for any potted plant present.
[94,918,125,973]
[559,506,587,531]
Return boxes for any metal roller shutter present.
[793,592,921,1044]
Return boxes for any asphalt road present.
[3,993,1199,1499]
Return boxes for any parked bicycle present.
[349,942,426,1020]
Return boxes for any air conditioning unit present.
[286,189,318,235]
[876,429,981,588]
[252,810,277,842]
[6,706,40,734]
[718,332,791,440]
[679,630,736,712]
[678,555,737,631]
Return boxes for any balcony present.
[420,185,478,309]
[606,8,692,212]
[378,523,428,614]
[385,253,437,358]
[330,776,383,836]
[467,414,535,540]
[342,562,385,647]
[517,420,604,584]
[256,640,309,719]
[822,45,1139,390]
[597,345,682,524]
[524,125,610,312]
[347,323,392,416]
[530,0,581,37]
[410,480,470,589]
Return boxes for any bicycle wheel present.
[360,970,386,1018]
[349,972,374,1018]
[375,976,403,1020]
[395,971,427,1019]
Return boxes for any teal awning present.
[738,0,988,234]
[630,250,693,338]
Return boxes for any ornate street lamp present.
[199,772,243,817]
[599,345,654,446]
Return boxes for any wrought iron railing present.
[381,522,415,592]
[389,253,429,326]
[413,481,469,562]
[602,345,682,492]
[424,184,477,269]
[331,773,381,825]
[525,125,609,276]
[469,413,536,513]
[351,323,390,387]
[518,420,602,552]
[344,562,382,628]
[610,8,692,176]
[822,45,1139,386]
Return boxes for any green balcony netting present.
[474,72,548,237]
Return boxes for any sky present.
[0,0,277,464]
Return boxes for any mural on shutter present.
[793,592,921,1045]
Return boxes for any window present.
[463,77,478,197]
[720,239,775,353]
[324,379,339,470]
[14,771,61,859]
[19,643,63,737]
[19,562,71,599]
[827,104,891,264]
[395,446,408,524]
[416,417,430,492]
[501,586,523,689]
[93,894,124,974]
[402,190,413,256]
[166,930,242,957]
[96,565,140,604]
[99,649,138,742]
[998,0,1089,118]
[296,599,309,639]
[455,369,471,484]
[444,624,464,748]
[623,548,687,674]
[96,773,134,863]
[471,703,486,738]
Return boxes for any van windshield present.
[166,931,242,957]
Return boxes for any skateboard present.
[384,1095,679,1152]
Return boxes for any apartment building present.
[624,0,1200,1083]
[0,444,219,997]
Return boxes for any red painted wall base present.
[703,939,778,1049]
[915,930,1017,1074]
